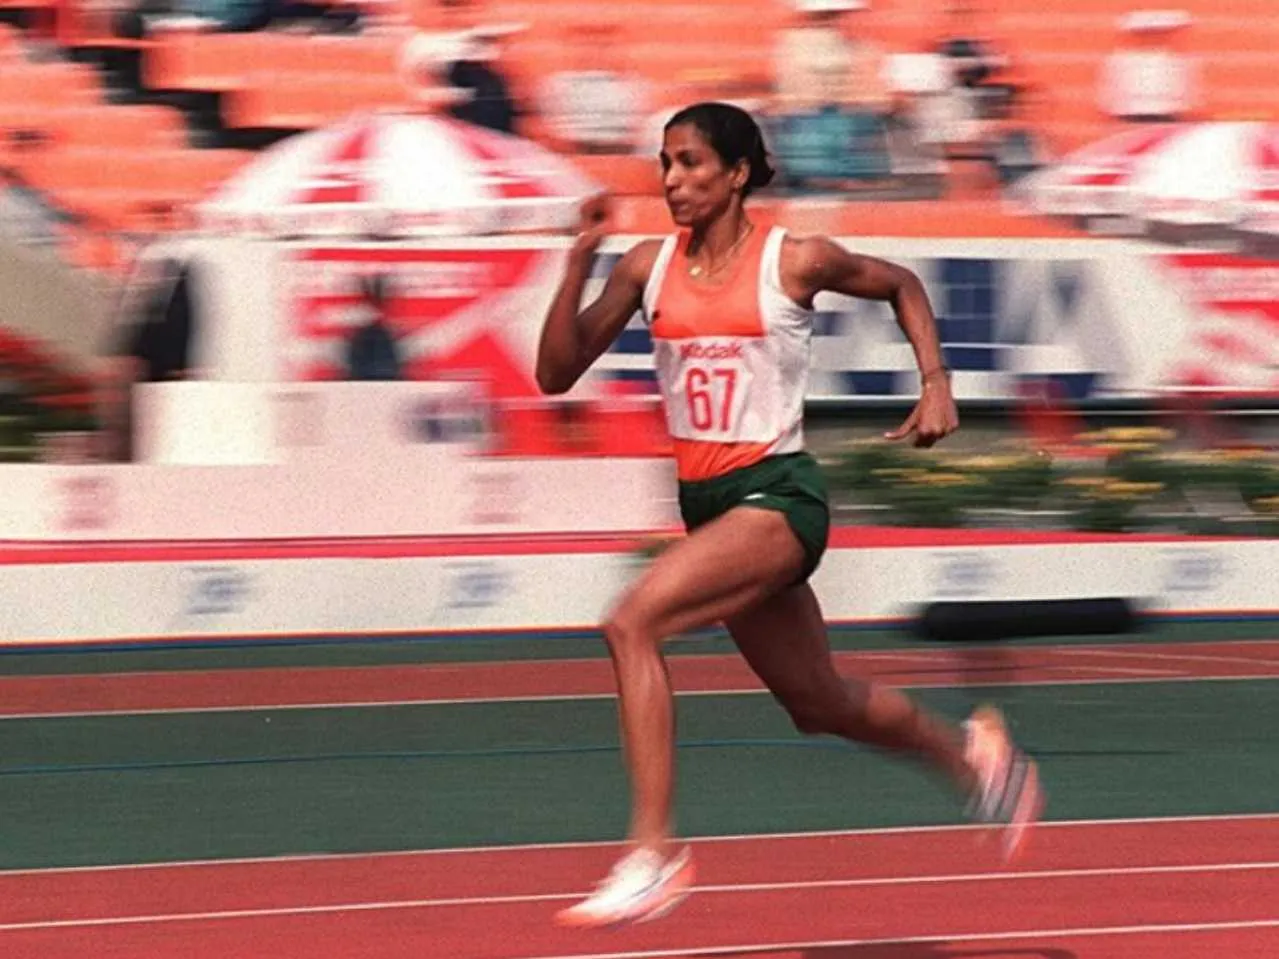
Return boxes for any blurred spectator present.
[984,85,1049,190]
[113,0,206,39]
[344,273,402,381]
[1100,10,1196,123]
[398,2,522,131]
[103,0,357,107]
[445,29,519,133]
[930,0,1012,160]
[935,2,1006,117]
[399,26,469,108]
[396,0,481,56]
[216,0,363,34]
[771,0,893,191]
[97,204,200,461]
[539,22,649,154]
[639,69,770,156]
[113,0,363,37]
[884,51,954,160]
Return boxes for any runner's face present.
[660,123,745,227]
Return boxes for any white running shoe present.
[555,846,695,928]
[964,705,1045,861]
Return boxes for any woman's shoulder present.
[778,231,850,279]
[614,235,675,286]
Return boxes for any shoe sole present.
[555,855,695,929]
[1002,759,1046,862]
[634,860,695,923]
[967,707,1046,863]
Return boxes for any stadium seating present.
[0,0,1276,274]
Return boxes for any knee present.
[601,608,653,662]
[779,680,867,737]
[784,698,837,737]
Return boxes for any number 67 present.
[685,367,737,432]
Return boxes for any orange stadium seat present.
[238,34,307,81]
[624,39,774,89]
[169,148,255,197]
[223,72,410,129]
[97,148,251,199]
[24,148,115,193]
[21,144,251,230]
[995,18,1116,56]
[318,35,403,75]
[570,154,662,197]
[144,31,271,92]
[485,2,587,28]
[60,104,190,151]
[0,61,100,109]
[0,103,188,153]
[501,37,574,82]
[1045,120,1126,153]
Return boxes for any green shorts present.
[677,451,831,583]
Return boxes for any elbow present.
[892,267,927,304]
[535,365,572,396]
[898,266,925,293]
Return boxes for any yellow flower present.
[1219,448,1272,462]
[1060,476,1108,488]
[947,455,1027,470]
[1104,442,1160,453]
[908,472,975,487]
[1107,482,1164,495]
[1088,481,1165,501]
[1097,427,1176,443]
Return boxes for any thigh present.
[724,583,847,702]
[613,506,806,641]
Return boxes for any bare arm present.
[788,236,948,380]
[785,235,957,447]
[536,224,659,396]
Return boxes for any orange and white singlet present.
[641,225,813,482]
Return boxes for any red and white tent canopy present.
[1017,121,1279,232]
[198,111,601,238]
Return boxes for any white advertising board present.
[0,536,1271,645]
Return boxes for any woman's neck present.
[689,207,750,259]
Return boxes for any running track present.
[1,639,1277,716]
[0,817,1275,957]
[1,639,1276,956]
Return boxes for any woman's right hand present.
[570,193,613,261]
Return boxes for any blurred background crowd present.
[2,0,1268,273]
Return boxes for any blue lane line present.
[0,739,856,778]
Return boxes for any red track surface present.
[0,817,1275,957]
[0,640,1276,717]
[2,641,1276,956]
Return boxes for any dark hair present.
[663,102,775,198]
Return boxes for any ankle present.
[628,837,674,861]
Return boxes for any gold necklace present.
[688,222,754,278]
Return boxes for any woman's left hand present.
[884,380,959,448]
